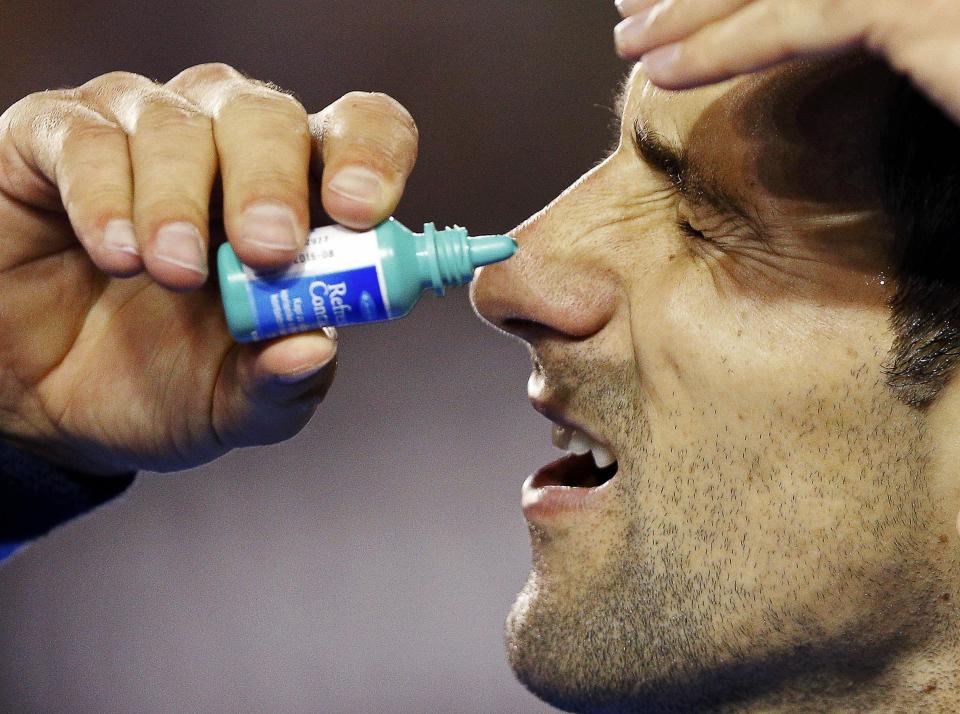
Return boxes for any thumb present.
[211,331,338,448]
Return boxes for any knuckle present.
[235,167,305,196]
[321,92,419,175]
[62,112,122,148]
[336,136,415,178]
[169,62,242,88]
[83,70,145,87]
[219,88,309,136]
[186,61,241,80]
[227,86,307,116]
[2,90,73,136]
[80,70,155,96]
[333,91,418,140]
[17,88,76,113]
[133,92,209,134]
[139,194,208,223]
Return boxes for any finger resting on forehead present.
[616,0,753,58]
[643,0,868,89]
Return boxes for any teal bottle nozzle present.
[413,221,517,296]
[468,234,518,267]
[218,217,516,342]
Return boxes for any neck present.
[733,641,960,713]
[722,544,960,714]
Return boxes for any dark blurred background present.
[0,2,625,711]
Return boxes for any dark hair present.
[880,79,960,408]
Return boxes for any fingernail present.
[241,202,299,252]
[614,11,654,53]
[275,363,328,384]
[642,42,683,76]
[328,166,383,205]
[153,222,207,276]
[103,219,139,256]
[274,345,337,383]
[615,0,653,17]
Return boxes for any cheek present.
[615,270,928,639]
[628,262,895,429]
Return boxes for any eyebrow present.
[631,114,758,227]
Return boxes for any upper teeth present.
[552,425,616,469]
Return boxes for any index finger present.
[631,0,870,90]
[614,0,752,60]
[311,92,419,230]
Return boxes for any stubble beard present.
[505,356,940,713]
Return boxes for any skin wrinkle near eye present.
[680,202,748,246]
[674,191,889,306]
[567,161,677,254]
[630,118,784,268]
[632,115,767,233]
[674,195,820,303]
[589,204,667,237]
[613,75,777,259]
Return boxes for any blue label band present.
[247,265,389,340]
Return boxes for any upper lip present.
[529,397,616,458]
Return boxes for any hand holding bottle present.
[0,64,418,474]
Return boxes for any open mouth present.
[530,424,619,489]
[522,417,621,522]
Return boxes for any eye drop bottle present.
[217,217,516,343]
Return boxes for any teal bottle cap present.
[218,242,258,342]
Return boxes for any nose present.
[471,175,618,343]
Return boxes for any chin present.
[504,568,915,714]
[502,566,768,714]
[503,575,685,714]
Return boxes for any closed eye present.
[677,218,708,242]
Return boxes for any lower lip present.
[521,454,614,523]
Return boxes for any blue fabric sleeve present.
[0,440,135,544]
[0,542,23,563]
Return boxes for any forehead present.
[621,58,895,209]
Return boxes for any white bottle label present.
[243,225,391,339]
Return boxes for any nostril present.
[500,317,562,343]
[472,261,616,341]
[501,317,542,330]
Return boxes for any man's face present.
[471,59,957,710]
